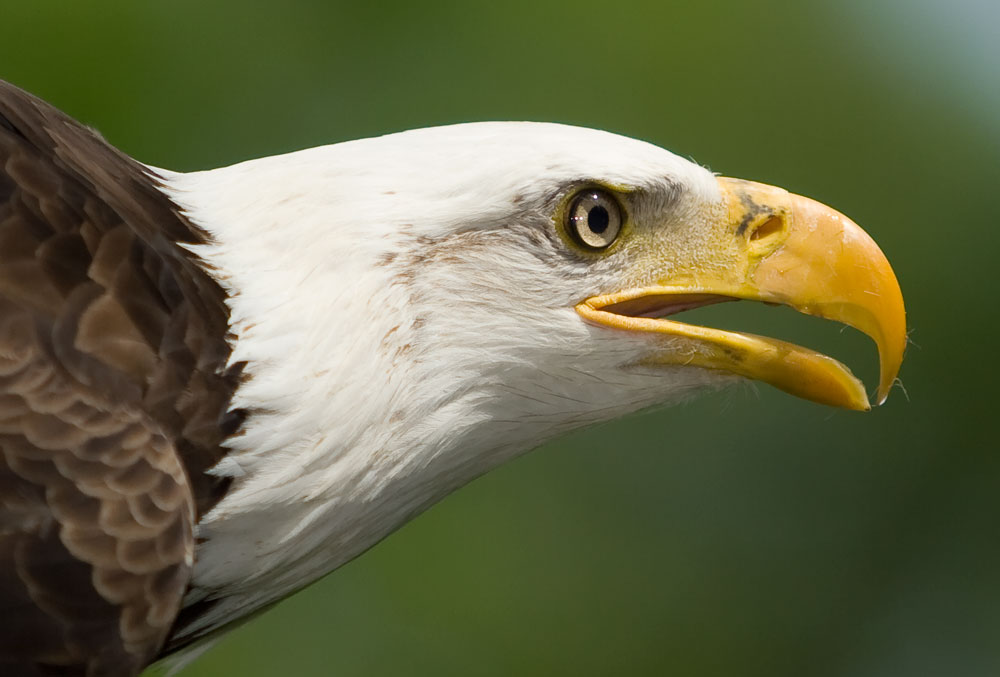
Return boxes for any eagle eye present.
[567,189,623,250]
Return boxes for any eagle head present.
[164,122,904,636]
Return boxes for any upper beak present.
[576,177,906,410]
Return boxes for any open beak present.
[576,177,906,411]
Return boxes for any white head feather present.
[160,122,728,640]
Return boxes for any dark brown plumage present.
[0,80,240,676]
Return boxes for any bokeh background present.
[2,1,997,675]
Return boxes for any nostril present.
[750,215,785,242]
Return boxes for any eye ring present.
[566,189,623,250]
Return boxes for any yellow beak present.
[576,177,906,410]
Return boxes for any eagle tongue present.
[602,293,736,319]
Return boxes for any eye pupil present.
[588,205,610,234]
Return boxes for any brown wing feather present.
[0,80,240,675]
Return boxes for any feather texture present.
[0,80,239,675]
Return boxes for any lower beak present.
[576,177,906,410]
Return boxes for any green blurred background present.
[2,1,996,675]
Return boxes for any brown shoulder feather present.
[0,80,240,676]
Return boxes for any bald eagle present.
[0,80,904,676]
